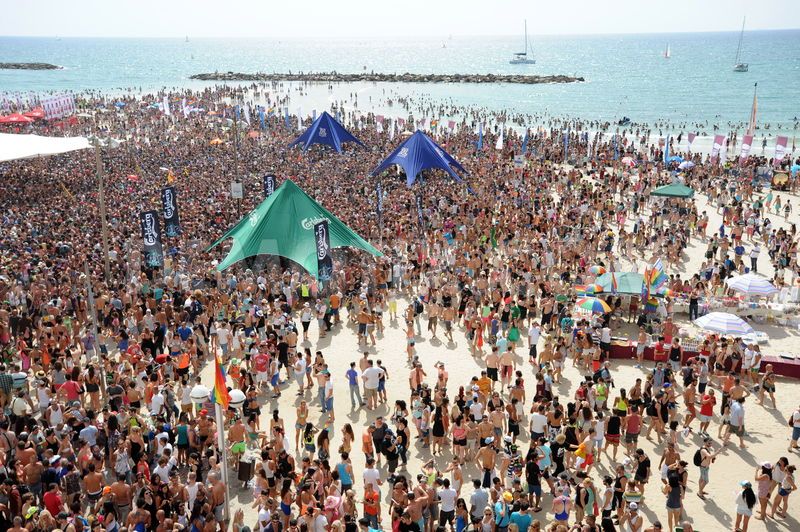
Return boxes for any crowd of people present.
[0,82,799,532]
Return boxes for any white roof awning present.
[0,132,92,162]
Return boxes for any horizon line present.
[1,27,798,40]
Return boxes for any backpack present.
[413,299,424,316]
[693,448,703,467]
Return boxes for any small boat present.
[733,17,748,72]
[663,43,671,59]
[185,35,189,43]
[509,20,536,65]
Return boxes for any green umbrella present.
[651,183,694,198]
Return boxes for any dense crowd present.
[0,83,799,532]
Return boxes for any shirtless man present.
[210,471,228,532]
[84,463,105,508]
[110,474,133,524]
[499,350,515,388]
[427,300,440,338]
[476,439,497,488]
[228,418,247,465]
[22,459,44,502]
[485,348,500,392]
[442,306,455,343]
[658,443,681,485]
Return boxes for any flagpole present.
[215,402,232,523]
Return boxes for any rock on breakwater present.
[0,62,62,70]
[190,71,584,84]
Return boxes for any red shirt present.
[60,380,81,401]
[626,414,641,435]
[43,490,62,515]
[253,353,270,373]
[700,394,716,416]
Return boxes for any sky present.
[3,0,798,38]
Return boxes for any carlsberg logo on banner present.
[161,186,181,237]
[301,216,328,230]
[142,213,158,245]
[139,210,164,267]
[163,190,175,219]
[314,219,333,282]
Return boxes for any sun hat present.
[502,491,513,502]
[629,502,638,510]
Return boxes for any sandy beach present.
[194,172,800,532]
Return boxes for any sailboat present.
[509,20,536,65]
[733,17,748,72]
[663,43,671,59]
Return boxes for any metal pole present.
[95,142,112,282]
[233,104,241,218]
[84,261,100,362]
[215,402,231,522]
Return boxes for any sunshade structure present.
[594,272,644,296]
[693,312,754,336]
[370,130,467,186]
[576,297,612,313]
[651,183,695,198]
[0,133,92,163]
[0,113,34,125]
[207,179,382,276]
[725,273,778,297]
[289,111,364,153]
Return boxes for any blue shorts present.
[527,484,542,496]
[792,426,800,442]
[378,380,386,392]
[325,398,333,411]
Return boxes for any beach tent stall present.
[0,132,92,162]
[369,130,467,186]
[650,183,695,198]
[594,272,645,296]
[207,179,382,277]
[289,111,364,154]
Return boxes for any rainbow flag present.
[213,355,231,409]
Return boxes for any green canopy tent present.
[650,183,695,198]
[594,272,645,296]
[207,179,382,276]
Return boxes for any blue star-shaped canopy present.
[369,130,467,186]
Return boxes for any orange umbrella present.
[209,138,224,145]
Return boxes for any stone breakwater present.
[190,71,584,84]
[0,62,62,70]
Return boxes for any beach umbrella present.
[23,108,45,120]
[247,131,260,138]
[791,164,800,177]
[575,297,612,313]
[0,113,34,125]
[693,312,754,336]
[666,155,683,163]
[587,265,606,275]
[584,284,604,295]
[209,138,224,145]
[114,101,126,108]
[651,183,694,198]
[725,273,778,296]
[555,294,569,303]
[678,161,695,170]
[621,156,635,167]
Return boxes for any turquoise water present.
[1,32,799,132]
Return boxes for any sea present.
[1,31,799,136]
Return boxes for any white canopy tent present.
[0,132,91,162]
